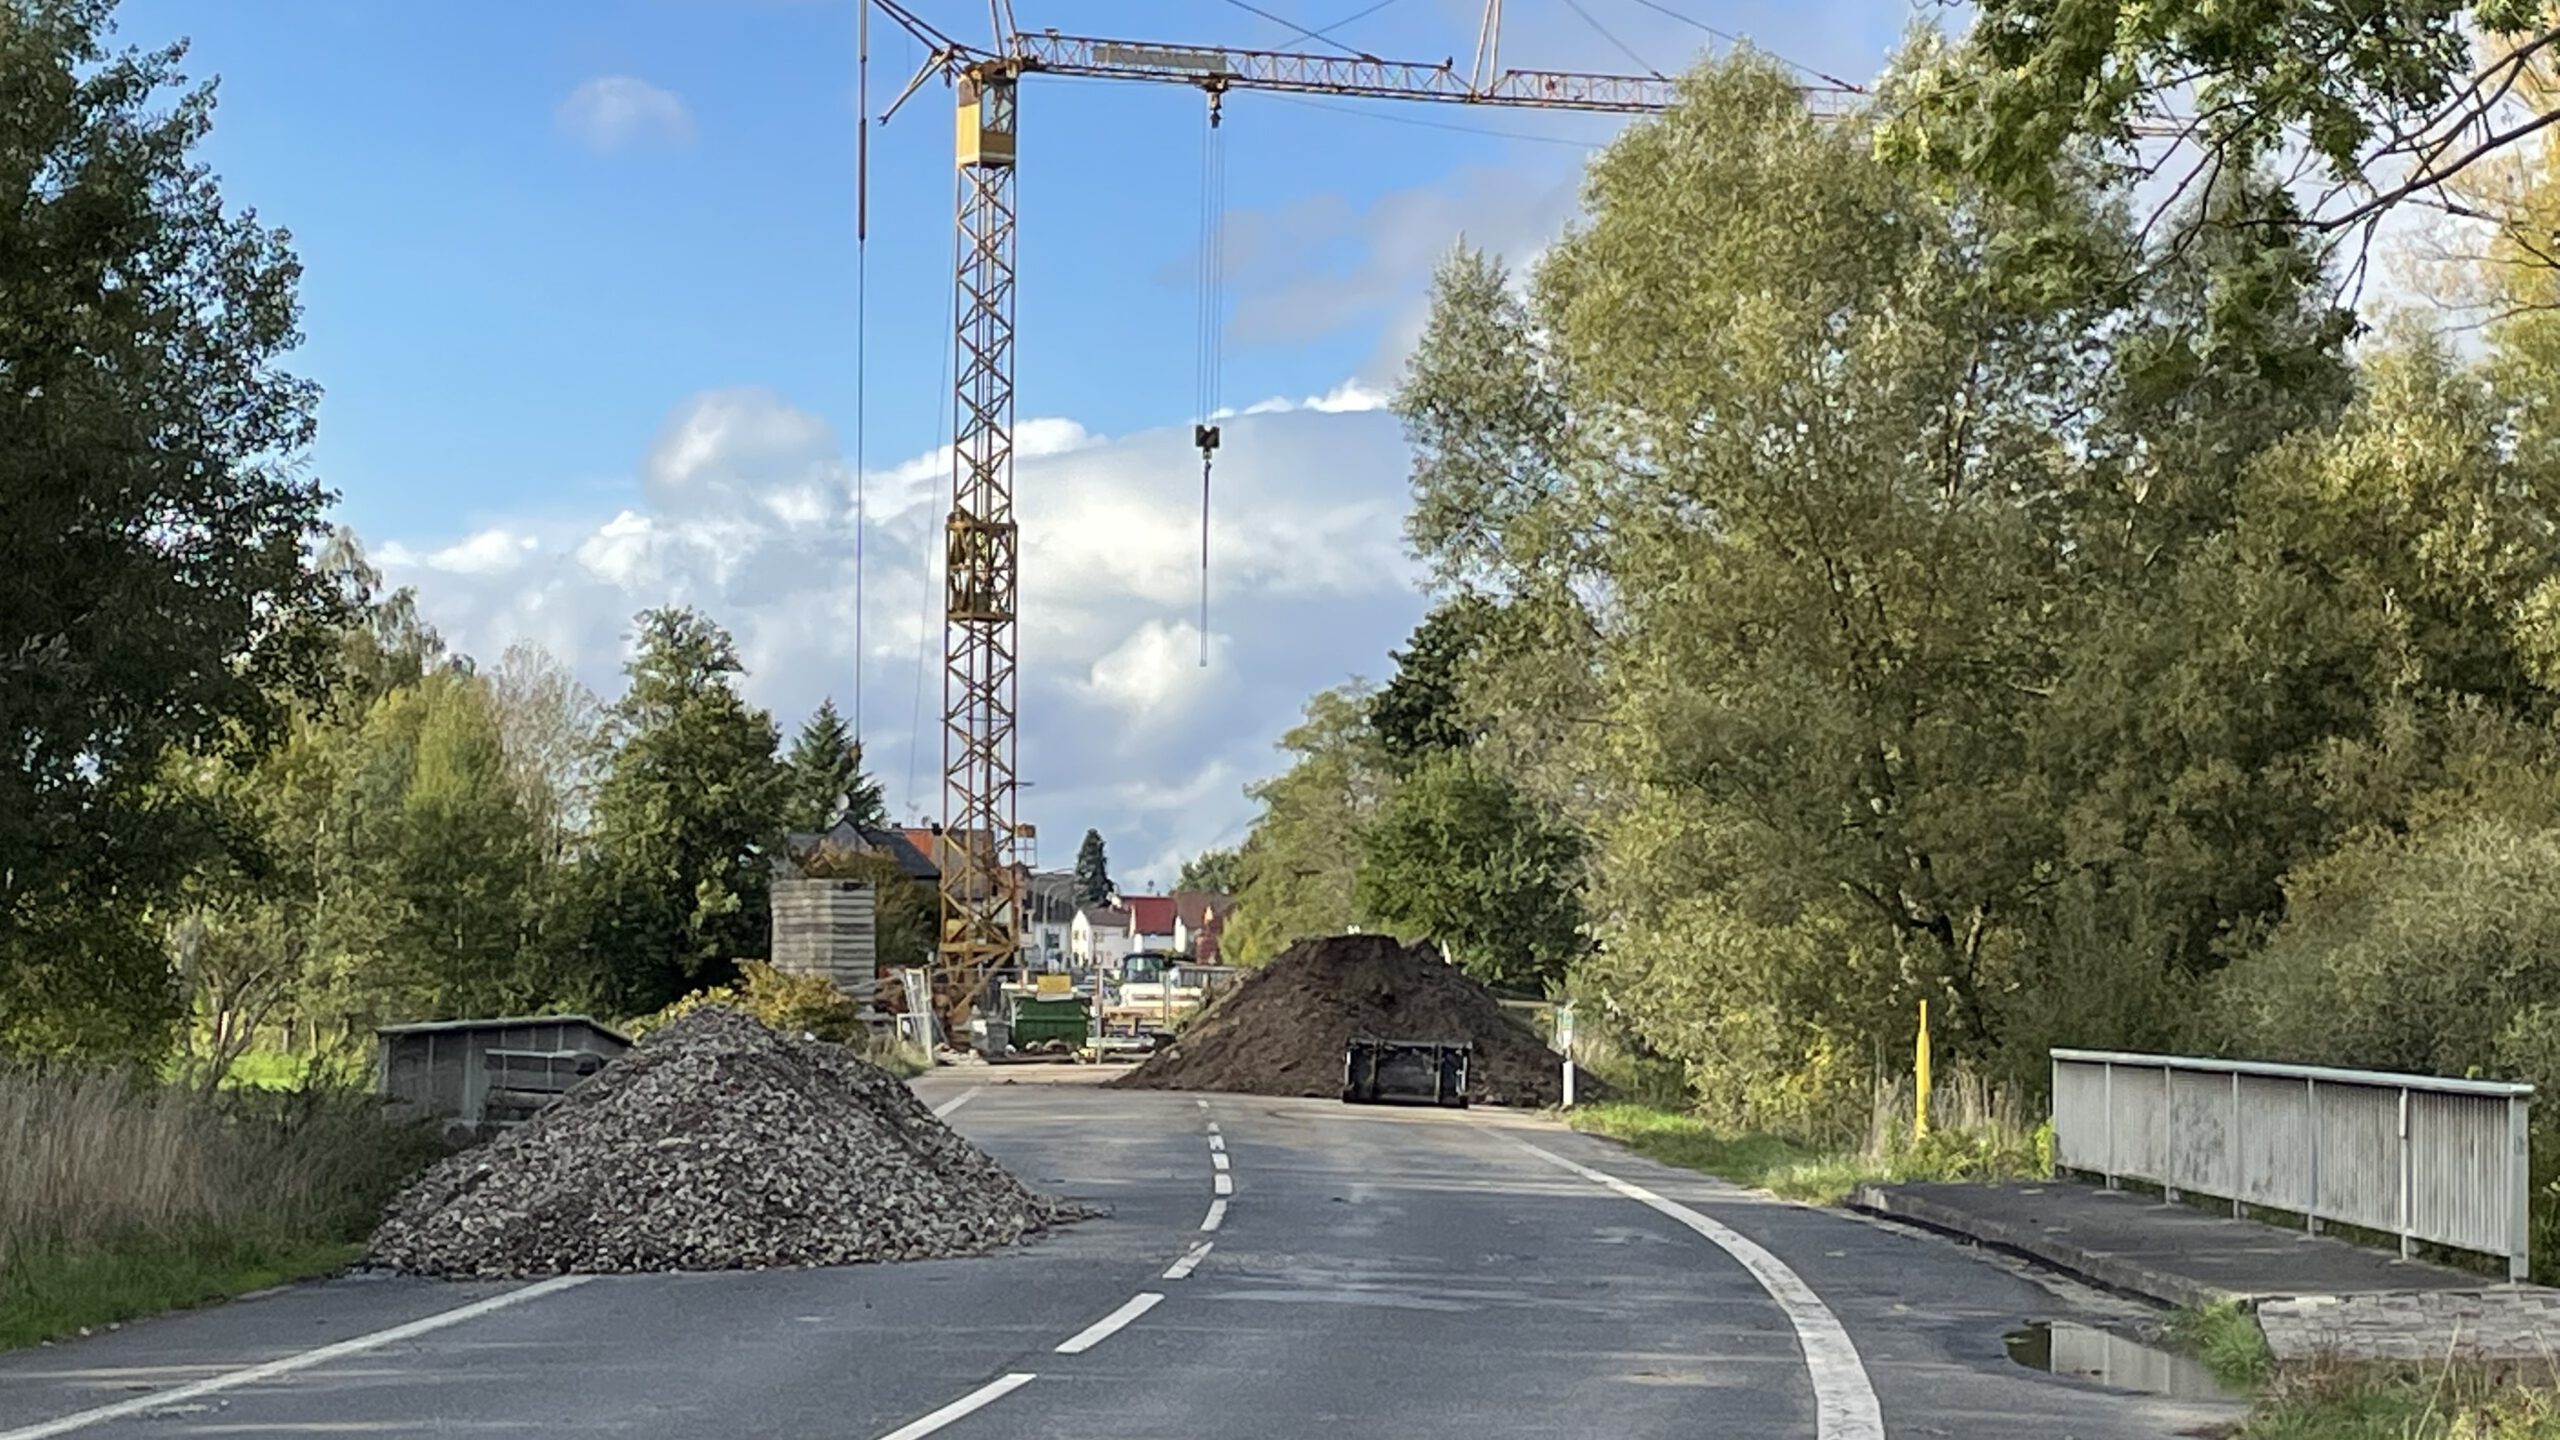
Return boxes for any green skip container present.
[1009,995,1091,1050]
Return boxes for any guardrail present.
[2051,1048,2534,1281]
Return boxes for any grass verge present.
[2168,1300,2274,1389]
[0,1234,362,1350]
[1565,1097,2048,1204]
[0,1068,439,1350]
[2235,1363,2560,1438]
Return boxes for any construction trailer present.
[1342,1038,1472,1109]
[376,1014,630,1140]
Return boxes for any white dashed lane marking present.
[1055,1293,1165,1354]
[873,1373,1037,1440]
[1163,1241,1214,1280]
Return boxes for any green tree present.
[1175,848,1242,895]
[784,697,885,834]
[1073,829,1113,908]
[382,672,543,1018]
[1369,597,1497,770]
[1356,749,1586,993]
[1895,0,2555,237]
[0,1,346,1058]
[581,609,789,1015]
[1224,684,1396,966]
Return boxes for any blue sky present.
[117,0,1924,889]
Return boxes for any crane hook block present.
[1194,423,1221,458]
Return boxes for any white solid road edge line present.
[1163,1241,1215,1280]
[1507,1138,1886,1440]
[0,1275,596,1440]
[1212,1171,1233,1196]
[1201,1198,1227,1232]
[1053,1292,1165,1354]
[873,1372,1038,1440]
[929,1089,978,1119]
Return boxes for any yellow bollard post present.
[1914,999,1932,1143]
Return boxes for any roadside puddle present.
[2003,1320,2239,1401]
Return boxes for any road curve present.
[0,1077,2235,1438]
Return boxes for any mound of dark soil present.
[1110,934,1597,1108]
[368,1007,1089,1277]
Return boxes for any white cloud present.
[1085,620,1226,722]
[373,385,1428,874]
[557,76,695,154]
[1233,379,1392,417]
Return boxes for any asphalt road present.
[0,1076,2239,1438]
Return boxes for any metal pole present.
[2102,1059,2115,1189]
[2398,1086,2414,1260]
[2162,1065,2179,1205]
[2510,1092,2533,1282]
[2307,1074,2322,1236]
[2231,1069,2243,1219]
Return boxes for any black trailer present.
[1341,1037,1471,1108]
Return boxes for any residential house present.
[781,819,938,883]
[1021,870,1078,971]
[1171,891,1233,962]
[1072,904,1134,971]
[1123,894,1179,954]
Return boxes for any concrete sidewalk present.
[1852,1181,2485,1309]
[1853,1180,2560,1362]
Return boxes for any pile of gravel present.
[368,1007,1088,1278]
[1110,933,1600,1108]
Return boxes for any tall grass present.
[1569,1067,2051,1204]
[0,1066,438,1345]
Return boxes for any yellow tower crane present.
[860,1,1861,1041]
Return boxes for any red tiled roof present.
[1124,895,1178,935]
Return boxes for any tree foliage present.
[0,0,345,1058]
[1223,685,1395,966]
[784,698,885,834]
[579,609,788,1015]
[1894,0,2560,245]
[1359,48,2560,1128]
[1175,848,1241,895]
[1073,829,1113,909]
[1356,748,1586,994]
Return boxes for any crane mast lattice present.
[864,1,1860,1038]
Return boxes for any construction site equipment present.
[1343,1037,1471,1109]
[1009,993,1090,1051]
[857,3,1831,1041]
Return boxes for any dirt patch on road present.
[368,1007,1090,1277]
[1109,934,1592,1108]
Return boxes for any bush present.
[631,960,871,1045]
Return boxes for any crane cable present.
[1192,87,1227,669]
[854,0,870,742]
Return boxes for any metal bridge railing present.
[2051,1048,2535,1281]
